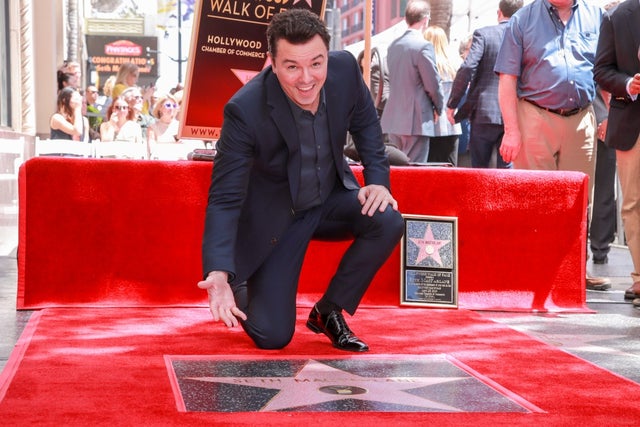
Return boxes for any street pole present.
[178,0,183,84]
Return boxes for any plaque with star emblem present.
[400,214,458,308]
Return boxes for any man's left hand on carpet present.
[198,271,247,327]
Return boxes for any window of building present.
[0,0,11,127]
[400,0,408,17]
[0,0,11,128]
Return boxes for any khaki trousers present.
[516,99,596,196]
[616,134,640,283]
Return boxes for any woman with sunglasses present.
[147,94,181,147]
[99,96,143,143]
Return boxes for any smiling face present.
[270,34,328,114]
[160,99,178,120]
[86,86,99,104]
[112,100,129,118]
[125,89,144,113]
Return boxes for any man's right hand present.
[197,271,247,328]
[446,108,456,125]
[629,73,640,96]
[499,130,522,164]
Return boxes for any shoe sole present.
[586,284,612,291]
[624,291,640,300]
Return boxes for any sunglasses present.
[164,103,178,109]
[115,105,129,110]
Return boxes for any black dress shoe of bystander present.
[592,255,609,265]
[306,305,369,352]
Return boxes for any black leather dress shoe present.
[306,306,369,352]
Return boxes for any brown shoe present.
[586,275,611,291]
[624,282,640,300]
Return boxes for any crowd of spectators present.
[51,60,188,157]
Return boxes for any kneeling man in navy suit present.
[198,9,404,352]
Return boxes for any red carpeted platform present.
[1,307,639,425]
[17,157,590,312]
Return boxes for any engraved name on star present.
[409,224,450,266]
[188,359,465,411]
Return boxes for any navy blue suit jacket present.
[202,50,389,284]
[594,0,640,151]
[448,22,508,125]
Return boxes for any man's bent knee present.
[379,207,405,242]
[252,333,294,350]
[243,322,294,350]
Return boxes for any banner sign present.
[86,35,158,89]
[180,0,326,140]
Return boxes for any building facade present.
[1,0,540,146]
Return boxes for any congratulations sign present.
[180,0,326,140]
[86,35,158,89]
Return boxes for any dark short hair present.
[57,70,76,91]
[267,8,330,58]
[499,0,524,18]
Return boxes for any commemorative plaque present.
[400,214,458,308]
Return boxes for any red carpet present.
[18,158,590,312]
[1,307,638,426]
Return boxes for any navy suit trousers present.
[234,185,405,349]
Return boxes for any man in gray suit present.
[380,0,443,163]
[447,0,523,168]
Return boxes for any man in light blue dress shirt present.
[494,0,610,290]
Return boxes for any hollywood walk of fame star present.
[409,224,450,266]
[187,359,466,411]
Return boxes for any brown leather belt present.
[523,98,591,117]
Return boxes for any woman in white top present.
[147,94,180,144]
[99,96,143,143]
